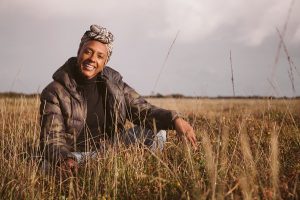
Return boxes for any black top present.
[75,70,106,151]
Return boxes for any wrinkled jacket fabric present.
[40,57,178,163]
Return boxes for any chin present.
[80,70,93,79]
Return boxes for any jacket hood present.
[52,57,78,93]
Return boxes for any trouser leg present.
[71,152,98,164]
[123,126,166,151]
[150,129,166,151]
[40,127,167,173]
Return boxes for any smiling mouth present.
[82,63,96,71]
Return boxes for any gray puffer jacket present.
[40,57,178,163]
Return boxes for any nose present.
[89,53,97,62]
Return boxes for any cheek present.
[97,60,106,68]
[78,50,90,61]
[77,56,84,66]
[79,54,88,63]
[96,65,104,73]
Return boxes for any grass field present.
[0,96,299,199]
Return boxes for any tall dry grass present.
[0,96,299,199]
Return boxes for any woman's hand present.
[59,158,78,176]
[174,117,198,150]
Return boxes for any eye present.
[84,49,92,55]
[97,54,104,59]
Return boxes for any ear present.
[104,55,109,65]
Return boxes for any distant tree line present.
[0,92,299,99]
[144,93,300,99]
[0,92,39,98]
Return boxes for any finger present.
[189,140,197,150]
[192,137,198,150]
[191,138,197,148]
[188,132,198,150]
[186,134,195,146]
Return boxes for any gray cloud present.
[0,0,299,96]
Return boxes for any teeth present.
[83,64,95,71]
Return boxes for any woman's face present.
[77,40,108,79]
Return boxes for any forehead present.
[81,40,108,55]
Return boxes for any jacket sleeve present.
[39,87,75,164]
[122,81,179,130]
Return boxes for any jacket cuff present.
[44,147,76,164]
[170,110,183,129]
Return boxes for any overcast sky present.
[0,0,299,96]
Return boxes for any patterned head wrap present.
[78,24,114,62]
